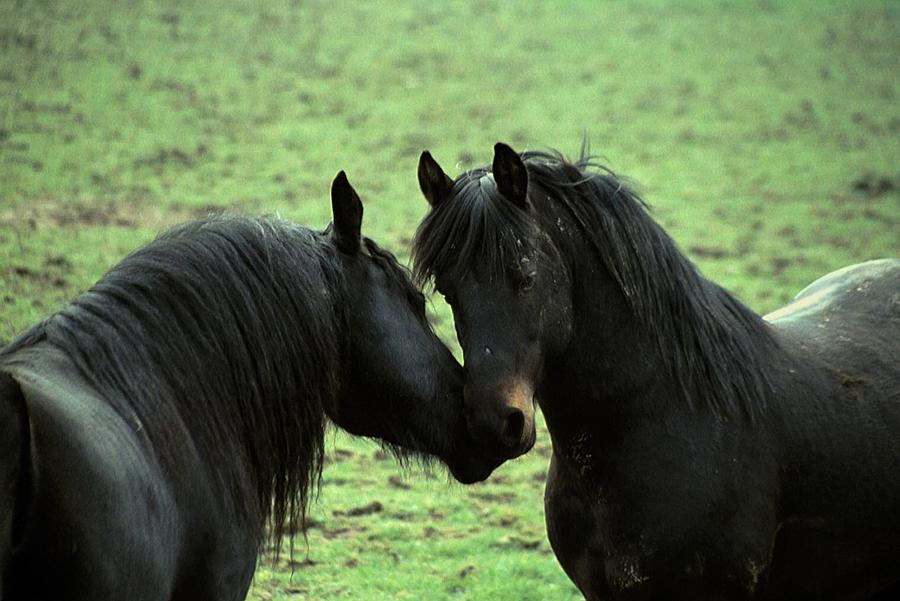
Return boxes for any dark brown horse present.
[0,172,500,600]
[413,143,900,600]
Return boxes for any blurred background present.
[1,1,897,599]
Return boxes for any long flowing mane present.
[413,150,781,421]
[2,216,345,545]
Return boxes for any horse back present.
[0,335,261,600]
[0,371,28,598]
[767,259,899,401]
[1,343,255,600]
[0,342,190,599]
[767,258,900,472]
[767,258,900,352]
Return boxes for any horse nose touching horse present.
[464,376,536,460]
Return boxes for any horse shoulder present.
[544,452,612,599]
[545,404,779,599]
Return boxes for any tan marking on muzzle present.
[497,378,535,414]
[497,377,536,442]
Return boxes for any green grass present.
[1,0,898,598]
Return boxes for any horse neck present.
[541,208,664,414]
[535,194,780,437]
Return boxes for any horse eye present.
[519,272,536,293]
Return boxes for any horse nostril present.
[501,409,525,448]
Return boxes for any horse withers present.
[0,172,501,600]
[413,143,900,600]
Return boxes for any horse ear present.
[492,142,528,208]
[418,151,454,207]
[331,170,363,254]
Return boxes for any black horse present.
[413,143,900,600]
[0,172,500,601]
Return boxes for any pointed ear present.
[492,142,528,208]
[418,151,454,207]
[331,170,363,254]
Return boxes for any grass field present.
[1,1,898,599]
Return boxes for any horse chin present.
[447,454,505,484]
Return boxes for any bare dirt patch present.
[333,501,383,518]
[852,172,898,198]
[0,197,234,231]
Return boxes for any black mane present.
[413,150,780,421]
[3,216,348,546]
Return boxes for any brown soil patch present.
[0,197,237,231]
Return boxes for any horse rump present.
[0,371,30,596]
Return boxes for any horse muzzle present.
[464,378,537,460]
